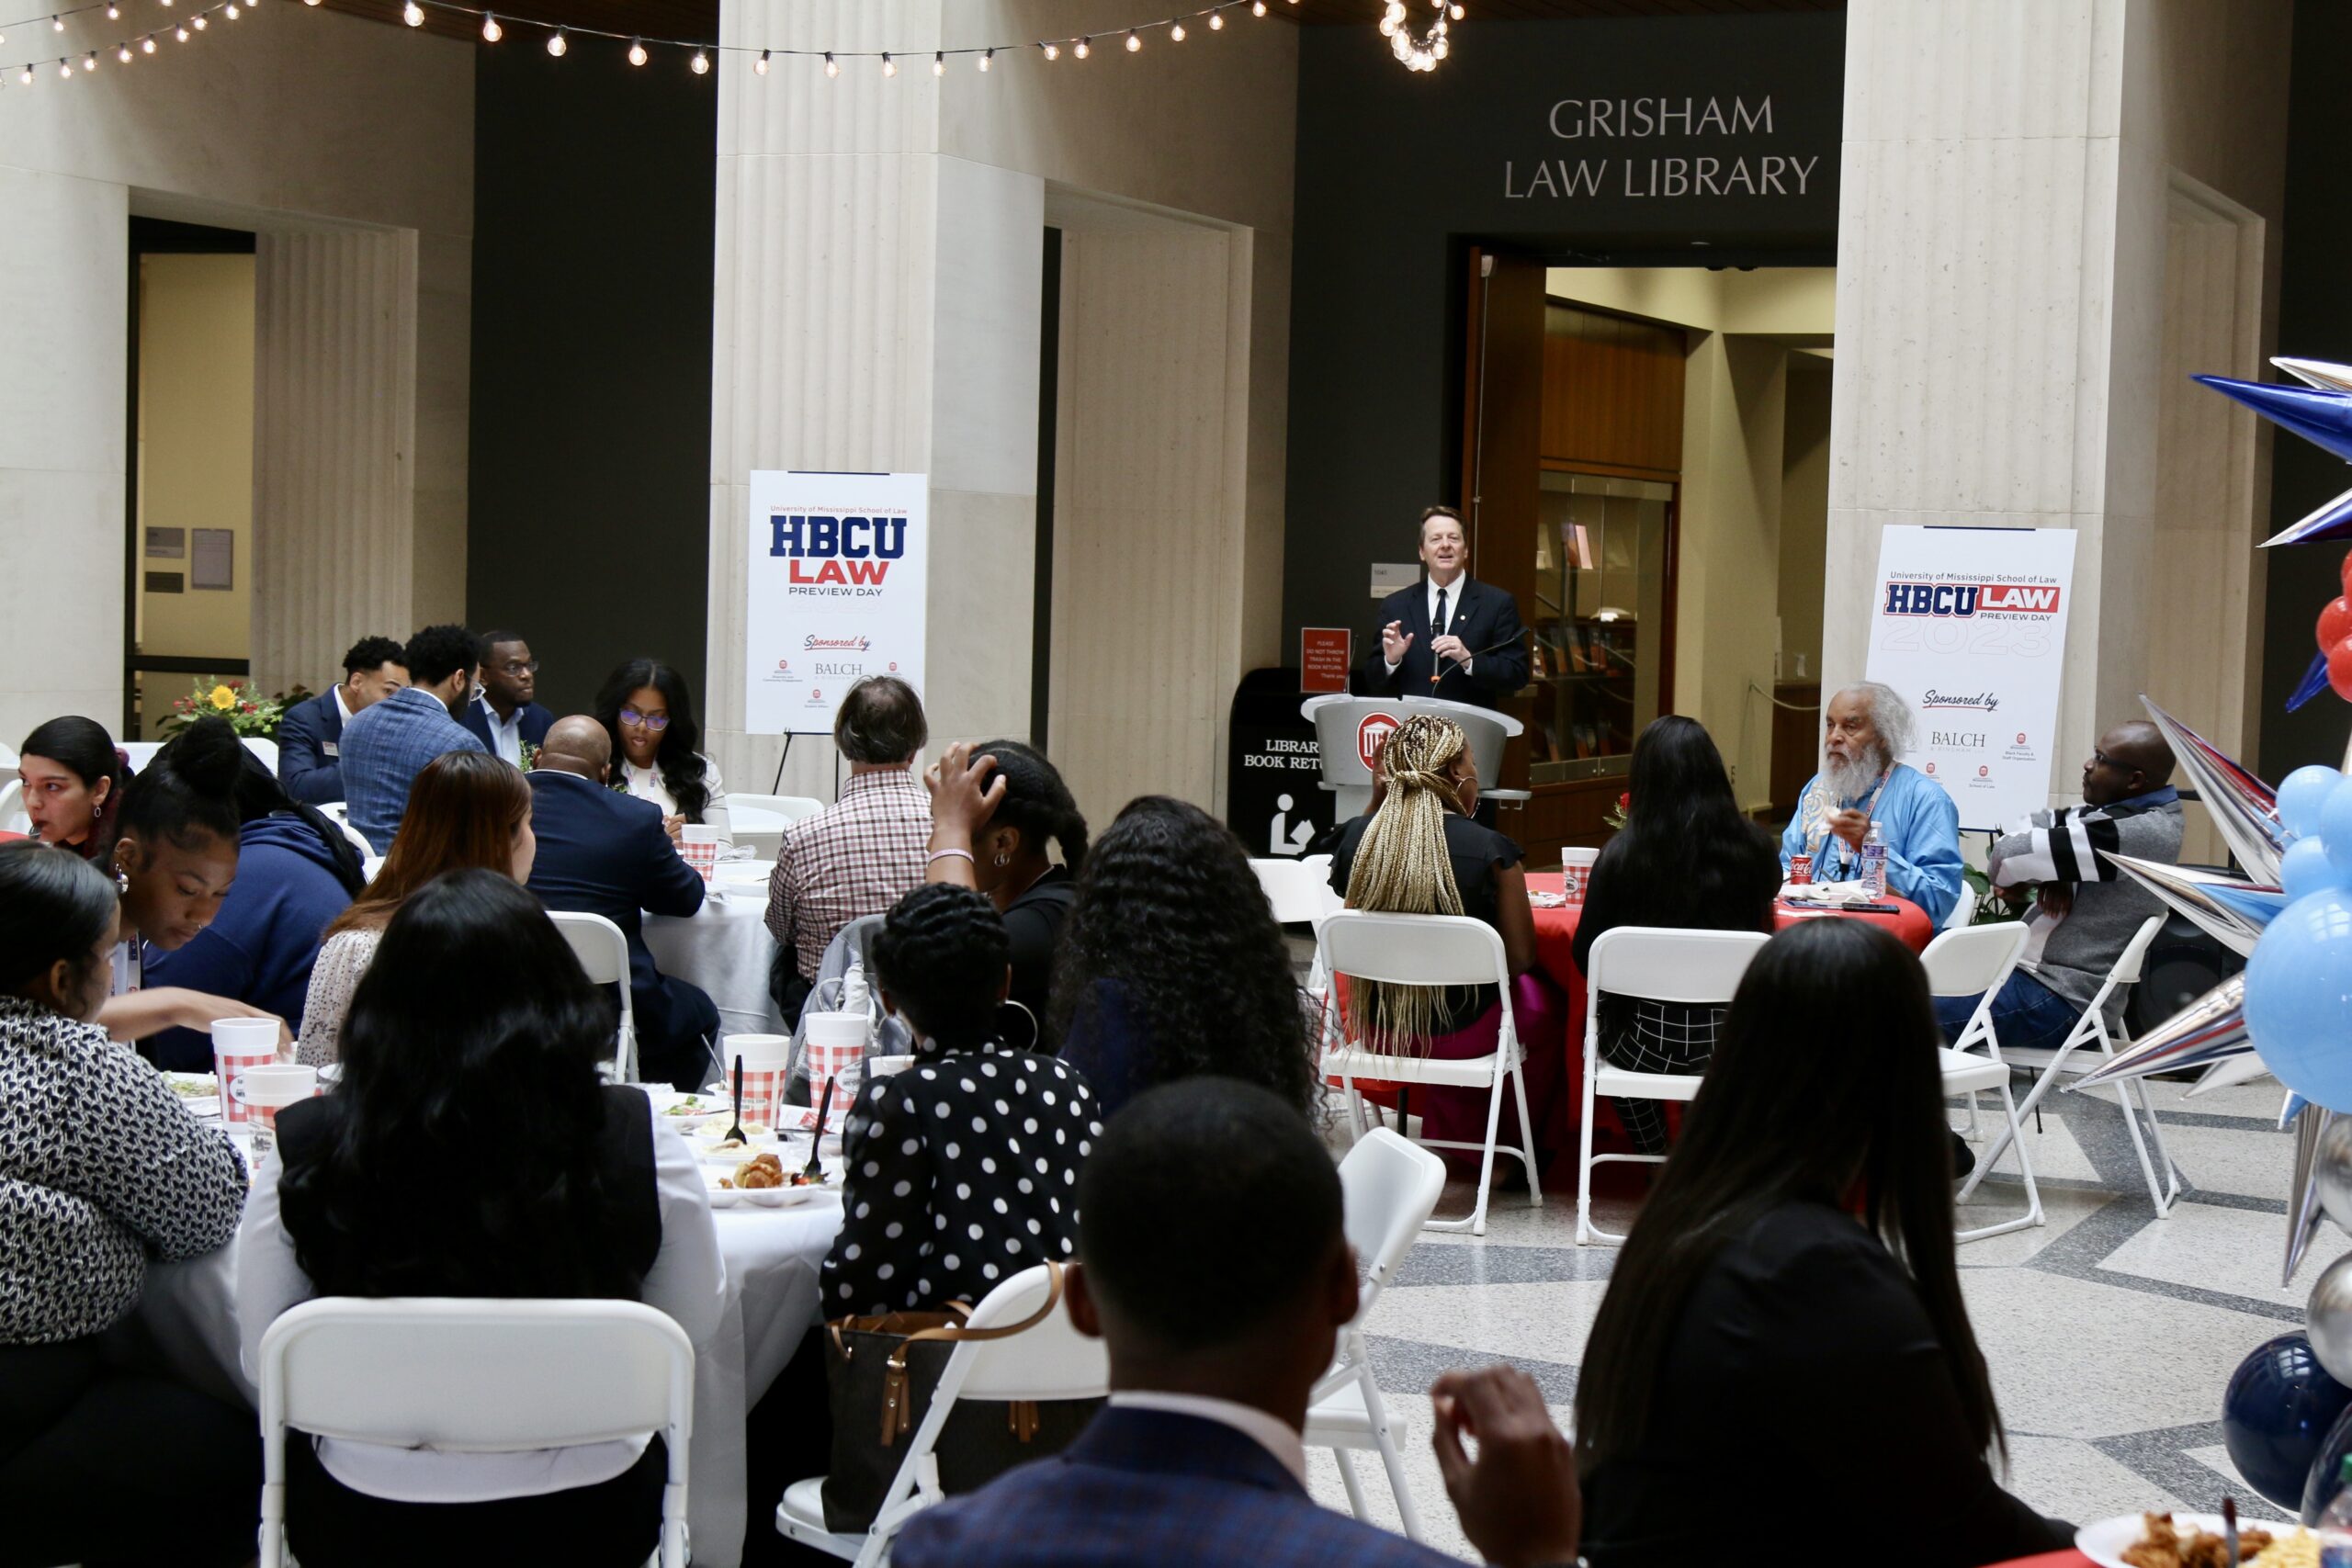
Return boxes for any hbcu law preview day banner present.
[1861,525,2078,833]
[744,470,928,736]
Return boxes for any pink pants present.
[1340,971,1574,1171]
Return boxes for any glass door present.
[1528,470,1675,783]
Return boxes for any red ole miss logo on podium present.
[1357,712,1401,773]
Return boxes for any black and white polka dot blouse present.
[821,1041,1101,1317]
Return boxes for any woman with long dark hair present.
[1573,919,2068,1566]
[237,870,722,1563]
[0,841,257,1567]
[594,658,728,838]
[1051,795,1316,1117]
[15,715,127,861]
[139,741,368,1069]
[925,739,1090,1030]
[1570,715,1781,1152]
[298,750,536,1065]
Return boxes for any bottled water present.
[1859,820,1888,899]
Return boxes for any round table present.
[645,863,794,1037]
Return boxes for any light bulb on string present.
[106,5,119,18]
[140,33,153,49]
[880,51,894,75]
[225,5,239,19]
[51,17,62,32]
[754,48,768,73]
[80,50,94,67]
[58,59,71,76]
[626,37,644,64]
[1251,2,1265,16]
[115,41,129,57]
[189,14,203,28]
[1450,3,1463,15]
[1170,20,1184,40]
[479,13,498,40]
[822,50,836,75]
[17,63,31,83]
[977,47,989,69]
[400,0,421,25]
[1208,11,1222,28]
[1125,28,1140,50]
[931,50,942,75]
[173,24,185,37]
[1073,35,1089,56]
[1040,41,1057,59]
[689,49,707,73]
[544,26,563,53]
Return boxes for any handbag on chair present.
[819,1261,1102,1532]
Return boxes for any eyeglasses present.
[497,659,540,676]
[618,707,670,731]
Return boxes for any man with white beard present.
[1778,682,1963,924]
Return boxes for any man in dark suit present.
[525,715,719,1090]
[275,636,409,805]
[892,1081,1582,1568]
[459,629,556,766]
[1353,505,1530,711]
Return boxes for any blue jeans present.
[1934,969,2082,1055]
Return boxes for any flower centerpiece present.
[1603,791,1630,831]
[160,678,289,740]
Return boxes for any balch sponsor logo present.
[1931,731,1988,749]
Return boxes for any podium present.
[1301,694,1529,821]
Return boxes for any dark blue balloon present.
[2224,1332,2352,1511]
[2302,1399,2352,1523]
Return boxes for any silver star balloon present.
[2141,696,2289,884]
[2100,852,2284,958]
[2068,974,2253,1091]
[2290,1105,2339,1287]
[2185,1052,2273,1098]
[2277,356,2352,394]
[2259,481,2352,548]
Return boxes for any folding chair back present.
[258,1297,694,1568]
[0,778,22,836]
[550,910,638,1079]
[1918,922,2030,999]
[1582,926,1768,1007]
[1251,857,1342,927]
[1318,910,1509,991]
[1337,1128,1446,1310]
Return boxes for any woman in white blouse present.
[239,869,722,1562]
[594,659,729,841]
[296,750,535,1066]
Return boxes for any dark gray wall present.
[1281,12,1845,651]
[466,42,717,718]
[2258,0,2351,778]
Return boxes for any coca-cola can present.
[1788,852,1813,886]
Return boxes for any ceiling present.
[319,0,1840,49]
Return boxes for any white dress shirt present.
[1107,1391,1308,1488]
[473,694,526,767]
[622,755,732,836]
[1385,573,1473,678]
[333,684,355,730]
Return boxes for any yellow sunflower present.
[209,684,237,710]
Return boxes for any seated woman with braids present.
[1326,713,1571,1171]
[922,739,1090,1033]
[821,883,1102,1318]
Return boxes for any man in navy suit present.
[276,636,409,805]
[892,1081,1582,1568]
[459,629,556,766]
[526,715,720,1090]
[1354,505,1531,711]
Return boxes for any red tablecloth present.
[1524,873,1937,990]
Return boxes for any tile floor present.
[1302,1071,2326,1561]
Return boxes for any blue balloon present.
[2286,838,2338,901]
[2224,1331,2352,1512]
[2323,785,2352,884]
[2247,889,2352,1111]
[2281,766,2348,840]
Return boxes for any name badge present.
[322,741,339,756]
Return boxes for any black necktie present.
[1433,587,1449,641]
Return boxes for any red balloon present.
[2329,636,2352,701]
[2340,549,2352,597]
[2321,596,2352,652]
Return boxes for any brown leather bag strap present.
[878,1262,1066,1444]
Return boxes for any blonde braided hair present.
[1342,714,1476,1050]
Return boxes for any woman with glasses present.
[593,660,729,842]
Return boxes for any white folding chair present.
[1576,927,1770,1247]
[1303,1128,1446,1540]
[775,1264,1106,1568]
[1969,914,2179,1215]
[724,793,823,858]
[0,777,24,836]
[1316,910,1542,1237]
[1919,923,2043,1242]
[120,739,163,773]
[551,909,638,1081]
[311,801,375,861]
[1251,856,1345,929]
[257,1297,695,1568]
[243,735,280,775]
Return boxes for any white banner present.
[1861,525,2077,831]
[744,470,928,736]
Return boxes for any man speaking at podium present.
[1353,505,1529,709]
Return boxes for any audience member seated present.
[823,884,1099,1316]
[596,658,729,840]
[238,869,724,1565]
[1052,795,1317,1119]
[461,628,556,766]
[892,1079,1584,1568]
[1780,682,1963,923]
[1570,716,1780,1154]
[16,715,127,862]
[342,623,488,853]
[1327,714,1570,1168]
[924,739,1088,1031]
[0,842,260,1568]
[96,718,294,1053]
[526,716,718,1090]
[299,750,537,1066]
[763,674,932,1018]
[1574,919,2072,1567]
[1936,720,2184,1055]
[276,636,410,805]
[141,744,367,1069]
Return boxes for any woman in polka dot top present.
[822,884,1102,1317]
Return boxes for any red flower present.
[1618,792,1631,810]
[241,703,255,713]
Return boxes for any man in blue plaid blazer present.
[341,625,487,852]
[891,1082,1580,1568]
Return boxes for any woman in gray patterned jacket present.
[0,841,256,1565]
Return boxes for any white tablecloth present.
[645,870,792,1039]
[119,1141,843,1568]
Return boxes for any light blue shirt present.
[1779,761,1964,924]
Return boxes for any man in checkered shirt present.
[764,677,933,1016]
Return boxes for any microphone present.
[1433,626,1531,681]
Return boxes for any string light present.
[172,24,184,38]
[56,57,68,74]
[1040,40,1056,59]
[688,47,706,73]
[753,47,767,73]
[17,62,29,81]
[1125,28,1139,50]
[188,13,201,27]
[1208,11,1222,27]
[1380,0,1452,69]
[930,49,941,74]
[50,15,62,31]
[1170,20,1184,40]
[977,47,989,70]
[1252,2,1265,16]
[625,36,643,63]
[878,51,892,74]
[399,0,419,24]
[112,39,124,56]
[543,25,561,53]
[103,3,116,17]
[822,50,835,75]
[478,12,497,40]
[139,31,150,49]
[223,4,237,18]
[1072,35,1088,56]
